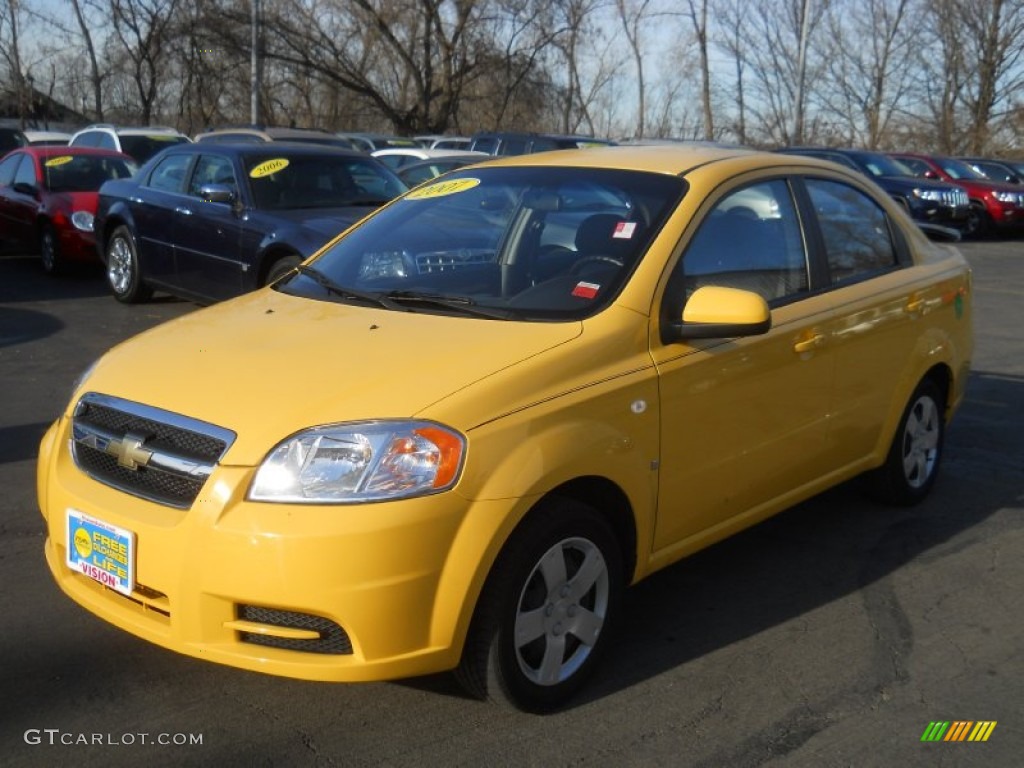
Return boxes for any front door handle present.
[793,333,826,354]
[175,206,193,216]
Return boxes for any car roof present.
[149,141,368,159]
[73,124,188,138]
[20,145,133,159]
[474,144,757,174]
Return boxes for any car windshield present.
[856,152,914,177]
[279,166,686,321]
[243,152,407,209]
[936,157,986,180]
[119,135,190,163]
[42,154,137,192]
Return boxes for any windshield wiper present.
[382,290,517,320]
[294,265,402,309]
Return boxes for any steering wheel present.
[569,255,625,274]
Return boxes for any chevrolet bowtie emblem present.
[106,431,153,470]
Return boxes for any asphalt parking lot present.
[1,240,1022,767]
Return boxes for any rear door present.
[128,152,195,285]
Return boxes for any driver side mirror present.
[665,285,772,341]
[13,181,38,198]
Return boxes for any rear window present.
[119,135,190,163]
[42,154,137,191]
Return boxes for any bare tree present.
[108,0,182,124]
[71,0,105,121]
[615,0,654,138]
[1,0,28,127]
[712,0,750,144]
[683,0,714,139]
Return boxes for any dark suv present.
[0,126,28,155]
[777,147,970,231]
[890,152,1024,237]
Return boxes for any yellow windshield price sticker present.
[406,178,480,200]
[250,158,290,179]
[45,156,74,167]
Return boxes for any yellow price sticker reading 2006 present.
[45,156,74,167]
[406,178,480,200]
[250,158,290,179]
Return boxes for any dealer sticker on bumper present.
[66,509,135,596]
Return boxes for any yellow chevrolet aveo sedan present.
[38,146,973,712]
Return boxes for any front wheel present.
[963,203,991,239]
[456,499,623,712]
[264,254,302,286]
[105,226,152,303]
[864,378,945,506]
[39,222,62,275]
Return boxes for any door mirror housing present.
[666,285,772,341]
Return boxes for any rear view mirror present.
[666,285,772,341]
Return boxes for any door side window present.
[145,153,192,194]
[14,155,37,187]
[805,178,898,285]
[189,155,237,198]
[677,179,809,304]
[0,153,23,186]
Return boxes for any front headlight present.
[991,190,1020,204]
[71,211,95,232]
[249,420,465,503]
[912,188,942,201]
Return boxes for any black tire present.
[455,498,623,712]
[39,222,62,275]
[864,378,945,506]
[105,225,152,303]
[264,254,302,286]
[963,202,991,239]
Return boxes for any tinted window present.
[119,135,189,163]
[71,131,101,148]
[0,128,27,152]
[145,153,193,194]
[806,178,898,284]
[472,138,498,154]
[42,154,137,191]
[897,157,930,176]
[679,180,809,303]
[242,153,406,209]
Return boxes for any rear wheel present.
[456,499,623,712]
[105,226,152,303]
[864,378,945,506]
[39,222,62,275]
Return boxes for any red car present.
[0,145,137,273]
[890,151,1024,237]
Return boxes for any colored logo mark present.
[921,721,997,742]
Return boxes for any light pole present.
[251,0,261,126]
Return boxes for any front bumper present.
[38,417,508,682]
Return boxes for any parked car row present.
[777,145,1024,239]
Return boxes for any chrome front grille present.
[71,393,236,509]
[942,188,969,208]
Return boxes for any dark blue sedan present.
[94,142,407,303]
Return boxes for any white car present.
[69,124,191,164]
[371,147,488,171]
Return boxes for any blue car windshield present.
[280,166,686,321]
[242,153,407,210]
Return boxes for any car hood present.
[78,288,582,464]
[260,206,379,237]
[876,175,958,194]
